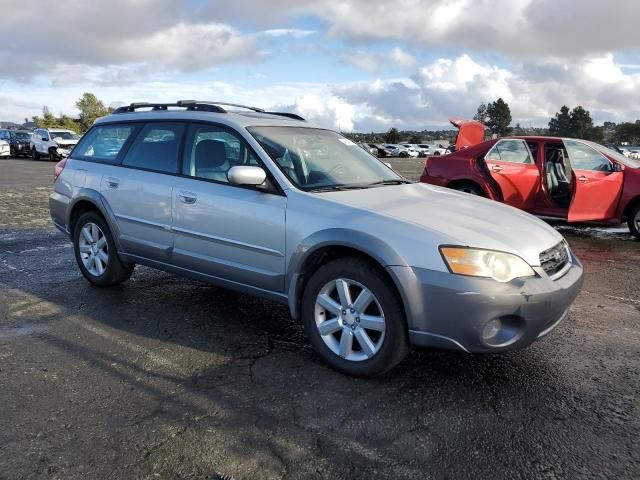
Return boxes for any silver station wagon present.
[49,101,584,376]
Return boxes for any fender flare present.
[66,188,124,252]
[286,228,409,319]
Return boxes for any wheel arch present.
[446,179,488,196]
[67,189,123,252]
[622,195,640,220]
[286,229,409,321]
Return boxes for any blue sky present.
[1,0,639,131]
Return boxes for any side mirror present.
[228,165,267,186]
[42,137,48,141]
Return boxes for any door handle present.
[105,177,120,189]
[491,165,503,172]
[578,176,588,183]
[178,191,197,204]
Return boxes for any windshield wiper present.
[308,184,373,192]
[367,179,412,186]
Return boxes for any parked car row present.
[0,127,81,161]
[49,100,584,377]
[357,142,448,158]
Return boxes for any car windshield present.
[14,132,31,139]
[588,141,640,168]
[51,131,79,140]
[249,126,404,191]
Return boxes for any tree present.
[408,134,422,144]
[569,105,594,140]
[548,105,571,137]
[485,98,512,136]
[76,92,111,132]
[385,127,400,143]
[473,102,488,124]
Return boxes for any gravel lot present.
[1,157,639,479]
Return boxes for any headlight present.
[440,247,535,282]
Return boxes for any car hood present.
[54,139,79,147]
[317,182,564,267]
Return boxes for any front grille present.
[540,242,570,279]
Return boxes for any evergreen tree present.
[485,98,512,136]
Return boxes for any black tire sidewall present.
[73,212,125,286]
[454,183,483,196]
[628,204,640,239]
[301,258,409,376]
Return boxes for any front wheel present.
[73,212,134,286]
[32,148,40,160]
[301,258,409,376]
[628,203,640,239]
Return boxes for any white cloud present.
[263,29,317,38]
[343,47,416,73]
[210,0,640,59]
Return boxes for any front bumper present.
[388,251,584,353]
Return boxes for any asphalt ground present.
[1,157,639,479]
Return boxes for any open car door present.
[449,117,485,150]
[565,140,624,222]
[484,138,540,210]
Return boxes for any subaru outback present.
[49,101,583,376]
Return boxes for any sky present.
[1,0,640,132]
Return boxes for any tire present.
[452,182,484,196]
[10,146,16,158]
[628,203,640,239]
[73,211,134,287]
[32,147,40,160]
[301,257,409,377]
[434,151,441,156]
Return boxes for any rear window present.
[73,124,136,163]
[122,122,185,174]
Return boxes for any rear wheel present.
[301,257,409,377]
[628,203,640,239]
[451,182,484,196]
[73,212,134,286]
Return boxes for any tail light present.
[54,158,67,181]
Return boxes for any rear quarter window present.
[73,124,137,164]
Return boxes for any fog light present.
[482,319,502,341]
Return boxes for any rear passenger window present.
[486,139,532,164]
[73,124,136,163]
[122,123,185,173]
[181,124,260,183]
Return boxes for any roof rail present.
[111,101,304,120]
[113,101,226,114]
[264,112,306,121]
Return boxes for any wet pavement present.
[1,158,639,479]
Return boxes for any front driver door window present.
[484,139,540,211]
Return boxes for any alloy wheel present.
[78,222,109,276]
[314,278,386,362]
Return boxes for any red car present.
[420,134,640,239]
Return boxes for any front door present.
[565,139,624,222]
[484,138,540,211]
[171,123,287,292]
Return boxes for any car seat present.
[194,139,229,182]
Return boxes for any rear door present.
[99,122,184,262]
[484,138,540,210]
[565,139,624,222]
[171,123,286,292]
